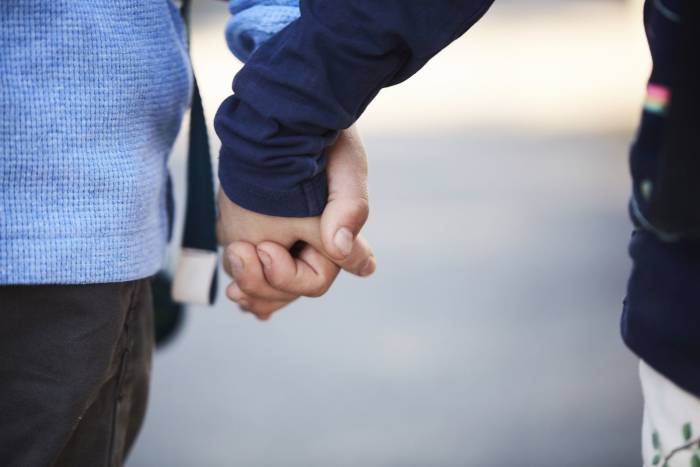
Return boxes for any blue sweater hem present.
[0,227,167,285]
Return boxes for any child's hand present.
[216,127,376,319]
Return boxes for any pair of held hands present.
[216,126,376,320]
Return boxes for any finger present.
[248,298,295,319]
[226,281,296,319]
[320,127,370,261]
[256,241,340,297]
[338,234,377,277]
[235,295,295,321]
[225,242,298,302]
[295,221,376,278]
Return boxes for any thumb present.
[320,126,370,261]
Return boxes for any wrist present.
[218,160,328,218]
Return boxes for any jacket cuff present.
[218,158,328,217]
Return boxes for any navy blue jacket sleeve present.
[214,0,495,217]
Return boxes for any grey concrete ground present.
[128,1,647,465]
[128,130,642,467]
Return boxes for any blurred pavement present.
[129,1,648,466]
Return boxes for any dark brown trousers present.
[0,279,154,467]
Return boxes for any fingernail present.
[230,254,244,274]
[333,227,353,257]
[257,248,272,269]
[359,257,376,277]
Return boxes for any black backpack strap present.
[171,0,219,305]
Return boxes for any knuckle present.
[269,272,293,291]
[352,198,369,221]
[307,278,331,298]
[306,288,323,298]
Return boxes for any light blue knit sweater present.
[0,0,300,285]
[0,1,192,284]
[225,0,299,62]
